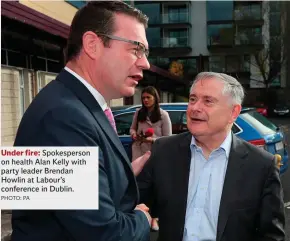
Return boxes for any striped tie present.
[104,107,117,133]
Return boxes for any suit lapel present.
[216,135,248,241]
[56,69,130,167]
[174,132,192,241]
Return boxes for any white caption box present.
[0,147,99,210]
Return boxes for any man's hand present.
[131,151,151,176]
[135,204,152,225]
[136,203,149,212]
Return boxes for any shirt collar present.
[190,131,232,158]
[64,66,108,111]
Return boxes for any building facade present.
[1,0,187,146]
[2,0,289,146]
[133,1,289,93]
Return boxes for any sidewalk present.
[1,211,11,241]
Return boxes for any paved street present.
[150,117,290,241]
[270,117,290,241]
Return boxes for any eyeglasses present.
[96,33,149,59]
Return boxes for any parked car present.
[272,102,290,117]
[246,102,268,117]
[113,103,289,175]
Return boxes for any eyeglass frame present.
[95,33,149,59]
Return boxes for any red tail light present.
[249,139,266,148]
[256,108,268,117]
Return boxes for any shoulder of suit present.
[238,136,273,156]
[234,135,275,164]
[45,104,90,120]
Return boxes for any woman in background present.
[130,86,172,231]
[130,86,172,160]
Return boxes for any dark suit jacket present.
[137,132,285,241]
[12,69,150,241]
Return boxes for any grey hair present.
[190,72,245,105]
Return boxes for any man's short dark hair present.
[65,1,148,62]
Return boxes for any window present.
[209,55,250,73]
[270,12,281,36]
[168,111,183,124]
[242,55,250,72]
[236,27,262,45]
[147,28,161,47]
[47,60,62,73]
[226,56,239,72]
[270,1,280,13]
[232,123,242,134]
[208,24,233,45]
[186,58,198,75]
[209,56,225,72]
[240,111,278,135]
[135,3,160,24]
[158,58,170,68]
[168,6,188,23]
[234,3,262,20]
[207,1,234,21]
[7,51,28,68]
[155,57,197,77]
[30,56,62,73]
[167,29,188,47]
[148,57,157,65]
[169,30,187,38]
[182,112,187,124]
[177,58,197,76]
[203,58,210,71]
[168,111,187,134]
[115,113,135,135]
[31,56,46,71]
[1,49,7,65]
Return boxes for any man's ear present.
[232,104,242,122]
[82,31,101,60]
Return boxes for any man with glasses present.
[12,2,151,241]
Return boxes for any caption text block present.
[0,147,99,210]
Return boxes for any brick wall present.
[1,67,22,146]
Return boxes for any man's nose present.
[190,101,202,111]
[137,56,150,70]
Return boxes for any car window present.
[111,106,133,112]
[178,111,242,135]
[114,112,134,135]
[232,123,242,134]
[168,110,188,134]
[168,111,183,124]
[239,111,278,135]
[181,112,241,134]
[114,110,244,136]
[182,112,187,124]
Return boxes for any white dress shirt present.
[183,132,232,241]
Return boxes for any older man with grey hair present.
[137,72,285,241]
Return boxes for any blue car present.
[112,103,289,175]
